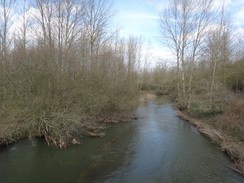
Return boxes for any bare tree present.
[0,0,15,62]
[54,0,85,72]
[13,0,30,56]
[127,37,140,80]
[159,0,181,97]
[34,0,56,67]
[159,0,215,108]
[82,0,115,70]
[185,0,215,109]
[204,4,233,111]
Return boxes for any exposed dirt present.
[139,92,157,103]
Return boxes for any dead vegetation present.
[84,112,140,138]
[178,106,244,174]
[218,98,244,140]
[139,92,157,103]
[0,0,142,148]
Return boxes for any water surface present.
[0,100,243,183]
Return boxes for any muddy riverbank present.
[178,111,244,175]
[1,99,243,183]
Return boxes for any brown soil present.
[139,92,157,103]
[178,111,244,175]
[87,132,105,137]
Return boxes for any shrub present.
[218,97,244,141]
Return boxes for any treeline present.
[0,0,142,147]
[142,0,244,110]
[142,0,244,172]
[144,0,244,142]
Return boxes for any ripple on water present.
[0,101,243,183]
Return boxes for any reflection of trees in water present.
[77,138,128,182]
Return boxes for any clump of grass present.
[186,101,223,121]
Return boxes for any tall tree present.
[159,0,215,108]
[82,0,115,71]
[203,4,233,111]
[53,0,85,72]
[0,0,16,62]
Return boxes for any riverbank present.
[139,92,157,102]
[0,106,138,148]
[178,111,244,174]
[2,99,243,183]
[0,91,153,148]
[0,89,139,148]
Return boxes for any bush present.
[218,97,244,141]
[0,43,140,147]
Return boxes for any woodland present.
[0,1,243,170]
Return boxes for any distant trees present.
[158,0,238,109]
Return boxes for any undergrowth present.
[0,60,139,148]
[217,97,244,141]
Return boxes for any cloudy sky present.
[113,0,244,64]
[8,0,244,66]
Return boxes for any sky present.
[6,0,244,66]
[112,0,244,65]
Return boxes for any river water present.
[0,99,243,183]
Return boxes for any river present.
[0,99,243,183]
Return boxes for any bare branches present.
[83,0,116,55]
[0,0,16,62]
[159,0,215,108]
[0,0,143,146]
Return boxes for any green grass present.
[231,129,244,142]
[190,102,224,119]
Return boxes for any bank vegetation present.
[0,0,142,147]
[141,0,244,173]
[1,0,244,173]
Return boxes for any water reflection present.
[0,100,243,183]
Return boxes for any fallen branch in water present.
[87,125,106,130]
[87,132,105,137]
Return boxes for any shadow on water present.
[0,99,243,183]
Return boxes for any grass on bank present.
[177,92,244,174]
[186,93,244,142]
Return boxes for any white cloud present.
[234,7,244,26]
[149,47,176,61]
[155,0,232,12]
[120,30,159,36]
[155,2,166,12]
[236,8,244,18]
[139,46,176,68]
[236,27,244,34]
[9,6,42,42]
[25,7,41,20]
[235,27,244,39]
[211,0,232,10]
[123,13,159,20]
[231,0,244,6]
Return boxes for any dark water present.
[0,100,243,183]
